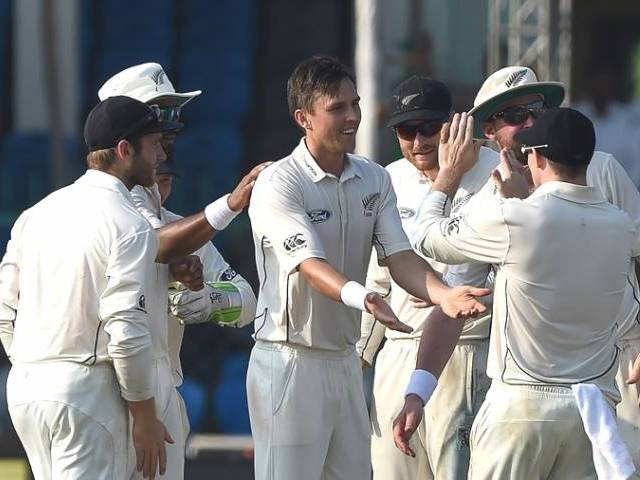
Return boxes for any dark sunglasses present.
[489,100,546,126]
[395,120,446,141]
[150,104,181,122]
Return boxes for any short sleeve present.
[372,170,412,260]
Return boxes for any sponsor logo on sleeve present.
[307,209,332,224]
[398,207,415,219]
[220,267,238,281]
[444,216,461,236]
[136,294,147,313]
[209,292,223,304]
[362,193,381,217]
[283,233,307,253]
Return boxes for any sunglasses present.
[489,100,546,126]
[395,120,446,141]
[520,144,549,155]
[150,104,181,122]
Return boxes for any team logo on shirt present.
[220,267,238,281]
[136,294,147,313]
[307,209,332,224]
[444,216,461,236]
[451,193,473,212]
[398,207,415,219]
[362,193,380,217]
[283,233,307,253]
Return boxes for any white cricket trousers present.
[370,338,490,480]
[469,381,597,480]
[616,337,640,470]
[247,341,371,480]
[128,355,190,480]
[7,362,129,480]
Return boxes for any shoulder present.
[349,154,391,184]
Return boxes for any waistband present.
[254,340,356,359]
[489,379,574,396]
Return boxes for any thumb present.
[500,149,513,176]
[467,287,492,297]
[164,425,175,444]
[627,354,640,384]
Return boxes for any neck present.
[539,172,588,187]
[422,165,439,183]
[97,166,134,190]
[304,137,345,177]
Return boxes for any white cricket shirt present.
[358,148,497,363]
[413,180,640,401]
[0,170,158,401]
[249,138,412,352]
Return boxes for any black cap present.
[84,96,183,152]
[387,76,452,127]
[514,107,595,166]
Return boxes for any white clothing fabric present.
[248,138,411,352]
[413,181,639,402]
[616,338,640,470]
[247,341,370,480]
[572,383,636,480]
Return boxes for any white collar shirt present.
[248,138,412,351]
[413,180,639,401]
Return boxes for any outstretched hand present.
[438,112,481,176]
[439,285,491,319]
[228,161,273,211]
[365,293,413,334]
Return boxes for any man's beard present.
[494,130,528,165]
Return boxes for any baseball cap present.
[514,107,595,166]
[387,76,452,127]
[84,96,184,152]
[469,66,565,138]
[98,62,202,107]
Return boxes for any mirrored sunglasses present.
[490,100,547,126]
[395,120,445,141]
[149,104,181,122]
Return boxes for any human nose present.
[522,113,536,128]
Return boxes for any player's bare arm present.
[393,307,465,456]
[155,162,271,263]
[128,398,174,480]
[385,250,491,319]
[298,257,412,333]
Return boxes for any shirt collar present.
[529,180,607,204]
[76,169,135,204]
[293,138,362,183]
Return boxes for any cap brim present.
[468,82,565,138]
[386,109,451,128]
[136,120,184,137]
[143,90,202,107]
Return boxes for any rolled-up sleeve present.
[249,173,326,274]
[101,229,158,401]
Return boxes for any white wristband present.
[405,369,438,406]
[340,281,372,312]
[204,194,239,231]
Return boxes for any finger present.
[159,443,167,476]
[457,112,468,143]
[388,319,413,334]
[500,149,514,176]
[627,353,640,384]
[449,113,461,144]
[142,448,150,477]
[439,121,451,144]
[492,170,505,192]
[148,450,157,480]
[165,425,175,444]
[464,115,475,145]
[136,447,144,472]
[392,418,413,457]
[468,287,492,297]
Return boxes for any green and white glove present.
[169,281,242,326]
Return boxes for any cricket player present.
[396,108,638,479]
[98,62,259,479]
[246,55,491,480]
[0,96,182,479]
[468,66,640,466]
[358,76,497,479]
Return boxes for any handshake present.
[168,281,242,326]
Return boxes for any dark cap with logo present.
[387,76,452,127]
[84,96,183,152]
[514,107,595,166]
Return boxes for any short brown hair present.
[85,137,142,170]
[547,158,587,178]
[286,55,356,116]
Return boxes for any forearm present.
[432,167,465,198]
[298,258,350,303]
[127,397,157,420]
[415,307,464,376]
[156,213,216,264]
[387,251,448,305]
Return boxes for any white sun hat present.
[469,66,565,138]
[98,62,202,107]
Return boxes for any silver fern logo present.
[505,69,528,88]
[362,193,380,217]
[401,93,420,106]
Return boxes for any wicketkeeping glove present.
[168,281,242,326]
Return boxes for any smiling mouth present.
[342,128,357,135]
